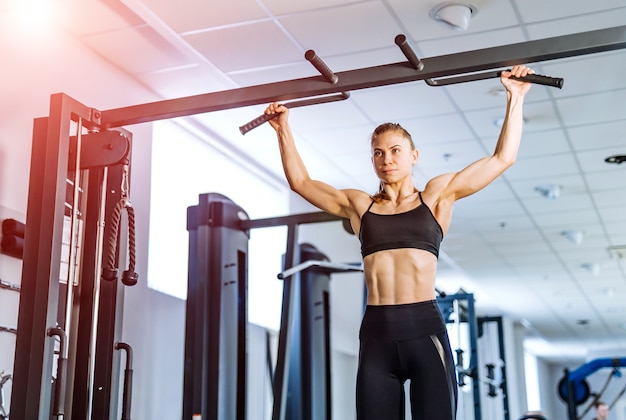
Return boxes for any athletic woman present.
[265,64,534,420]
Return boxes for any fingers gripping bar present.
[239,92,350,135]
[505,71,564,88]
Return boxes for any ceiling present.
[12,0,626,363]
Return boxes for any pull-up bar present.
[98,26,626,130]
[239,33,564,133]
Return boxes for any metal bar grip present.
[239,112,276,135]
[47,327,67,416]
[115,342,134,420]
[504,71,564,89]
[239,92,350,135]
[305,49,338,84]
[425,70,563,89]
[394,34,424,71]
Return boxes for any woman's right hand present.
[265,102,289,131]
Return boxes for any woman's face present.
[371,131,418,182]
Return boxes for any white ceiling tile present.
[417,139,488,173]
[540,51,626,98]
[591,186,626,209]
[461,199,528,221]
[509,174,588,199]
[585,170,626,192]
[299,124,373,156]
[289,100,370,131]
[278,2,402,57]
[227,61,320,87]
[59,0,144,36]
[484,128,572,160]
[504,153,580,181]
[138,0,269,33]
[556,89,626,127]
[525,7,626,38]
[138,65,236,98]
[515,0,626,22]
[598,205,626,223]
[183,21,303,72]
[350,81,457,122]
[417,27,526,57]
[465,100,562,139]
[324,47,406,73]
[567,119,626,152]
[261,0,365,16]
[445,77,551,112]
[81,25,194,75]
[525,197,594,222]
[532,209,600,229]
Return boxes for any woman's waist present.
[359,300,446,340]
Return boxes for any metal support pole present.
[272,223,299,420]
[11,93,93,419]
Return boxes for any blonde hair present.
[370,123,416,202]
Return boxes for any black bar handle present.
[115,342,134,420]
[239,112,276,135]
[394,34,424,71]
[305,50,338,84]
[502,70,564,89]
[425,70,564,89]
[239,92,350,135]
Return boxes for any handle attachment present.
[239,92,350,135]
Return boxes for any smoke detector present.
[430,2,478,31]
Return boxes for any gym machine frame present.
[11,25,626,419]
[12,95,134,419]
[437,293,481,419]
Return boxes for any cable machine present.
[559,357,626,420]
[11,97,136,419]
[11,25,626,419]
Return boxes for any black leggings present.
[356,300,457,420]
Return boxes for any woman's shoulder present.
[423,173,456,199]
[341,189,374,215]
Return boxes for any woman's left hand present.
[500,64,534,96]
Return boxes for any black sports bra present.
[359,192,444,258]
